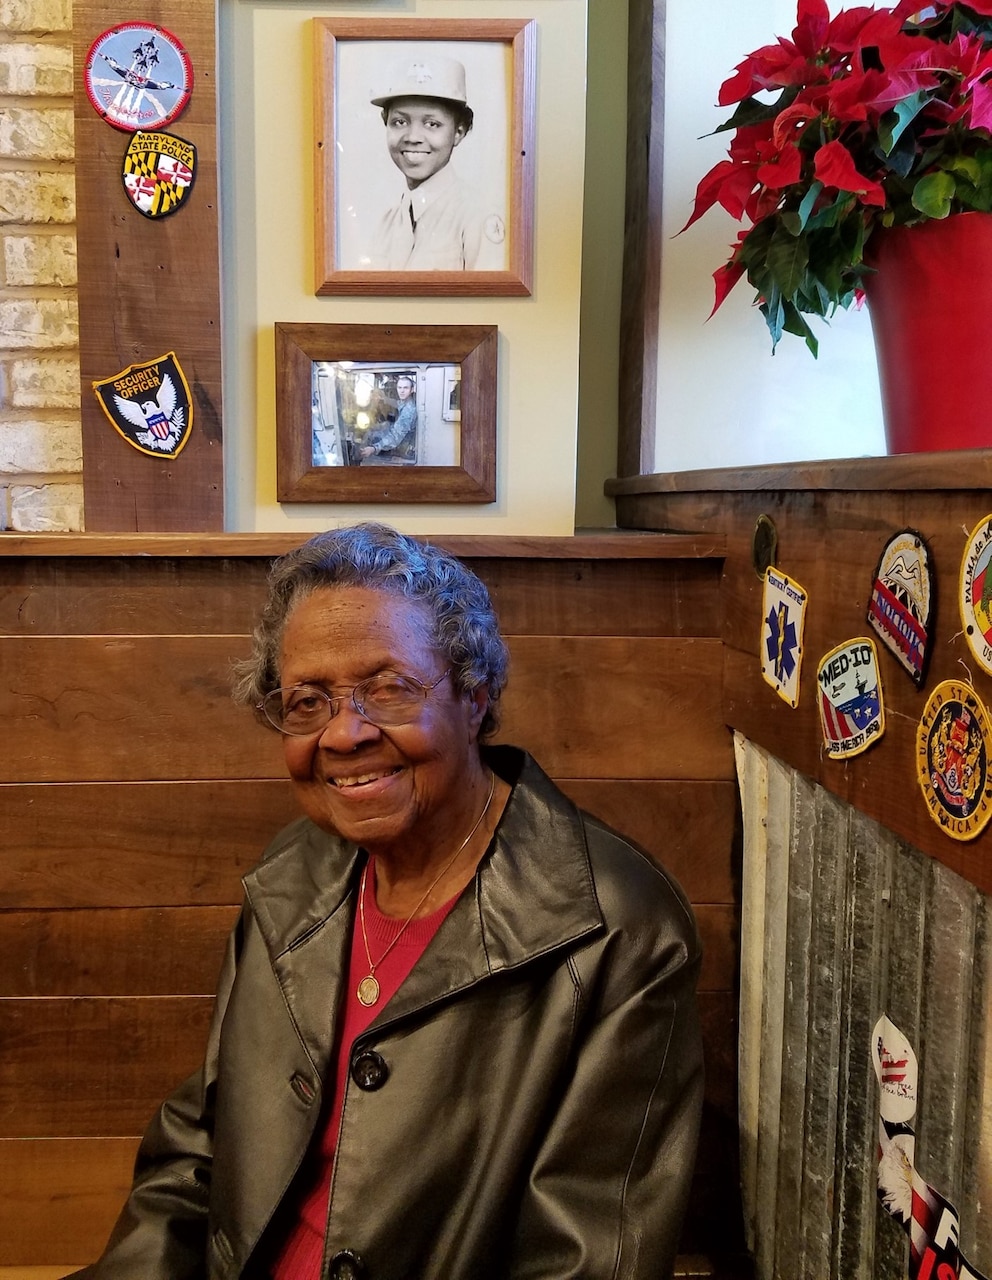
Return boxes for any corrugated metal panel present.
[736,736,992,1279]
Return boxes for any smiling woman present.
[70,524,704,1280]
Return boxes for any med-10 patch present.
[92,352,193,458]
[816,636,885,760]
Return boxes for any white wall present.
[657,0,886,472]
[221,0,588,535]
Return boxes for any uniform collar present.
[405,162,459,222]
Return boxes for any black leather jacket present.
[73,748,703,1279]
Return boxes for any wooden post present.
[73,0,224,530]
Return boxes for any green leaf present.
[712,88,799,135]
[797,180,824,231]
[911,170,956,218]
[878,93,930,156]
[781,301,819,357]
[780,211,803,236]
[766,226,810,298]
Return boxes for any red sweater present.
[268,862,458,1279]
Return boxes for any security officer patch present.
[122,131,196,218]
[92,352,193,458]
[916,680,992,841]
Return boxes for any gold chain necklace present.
[356,769,496,1008]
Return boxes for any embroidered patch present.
[816,637,885,759]
[92,352,193,458]
[916,679,992,841]
[483,214,506,245]
[122,131,196,218]
[760,566,807,708]
[85,23,193,133]
[960,515,992,677]
[867,529,934,687]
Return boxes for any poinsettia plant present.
[685,0,992,354]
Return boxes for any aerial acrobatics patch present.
[760,566,808,708]
[85,23,193,133]
[816,637,885,759]
[867,529,934,687]
[916,679,992,841]
[122,131,196,218]
[92,352,192,458]
[960,515,992,677]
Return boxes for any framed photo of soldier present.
[313,17,536,296]
[275,322,497,503]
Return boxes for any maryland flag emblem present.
[93,352,193,458]
[122,130,195,218]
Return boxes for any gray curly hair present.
[233,523,509,741]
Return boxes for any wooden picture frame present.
[275,323,498,503]
[313,18,536,296]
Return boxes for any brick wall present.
[0,0,81,531]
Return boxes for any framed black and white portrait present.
[314,18,536,296]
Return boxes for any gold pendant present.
[357,975,380,1007]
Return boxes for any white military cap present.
[370,54,469,108]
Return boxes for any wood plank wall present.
[736,737,992,1280]
[614,481,992,897]
[0,534,741,1271]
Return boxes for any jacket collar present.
[242,748,604,1055]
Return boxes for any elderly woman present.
[75,523,703,1280]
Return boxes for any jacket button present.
[329,1249,366,1279]
[351,1049,388,1091]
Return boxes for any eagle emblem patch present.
[92,352,193,457]
[122,131,195,218]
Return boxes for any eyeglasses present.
[258,670,450,736]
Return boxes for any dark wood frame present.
[313,17,536,298]
[275,323,498,503]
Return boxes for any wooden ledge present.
[0,530,726,561]
[606,450,992,495]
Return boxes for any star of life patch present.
[92,351,193,458]
[867,529,934,687]
[760,566,807,708]
[916,679,992,841]
[960,515,992,677]
[122,131,196,218]
[816,636,885,759]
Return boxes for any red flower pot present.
[865,212,992,454]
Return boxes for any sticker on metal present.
[866,529,934,687]
[815,636,885,759]
[122,131,196,218]
[92,352,193,458]
[960,514,992,677]
[760,565,808,708]
[84,23,193,133]
[916,679,992,841]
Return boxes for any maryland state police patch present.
[916,680,992,841]
[122,131,195,218]
[92,352,193,458]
